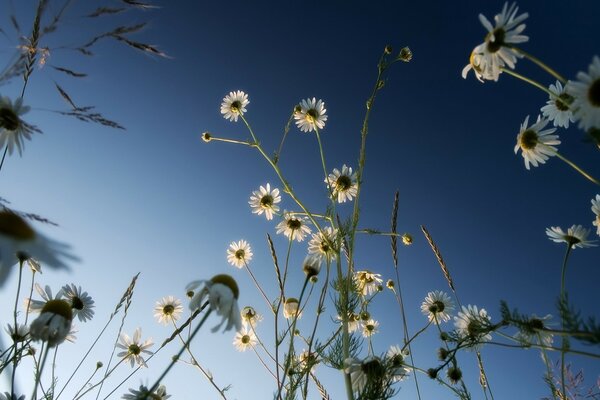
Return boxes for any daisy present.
[337,313,360,333]
[453,305,492,348]
[296,349,318,374]
[354,270,383,296]
[308,227,338,262]
[220,90,249,122]
[153,296,183,326]
[0,393,25,400]
[420,290,455,323]
[27,258,41,273]
[226,239,253,268]
[344,356,385,394]
[361,319,379,337]
[116,328,154,368]
[462,46,487,82]
[122,385,170,400]
[233,326,257,352]
[283,297,302,319]
[302,254,322,278]
[276,211,311,242]
[592,195,600,236]
[541,81,575,128]
[294,98,327,132]
[0,96,40,156]
[514,314,554,347]
[386,345,410,382]
[62,283,95,322]
[187,274,242,333]
[566,56,600,130]
[248,183,281,220]
[514,115,560,170]
[5,323,28,342]
[401,233,413,246]
[546,225,597,249]
[326,165,358,203]
[0,211,77,287]
[25,283,59,314]
[240,306,262,325]
[29,293,73,347]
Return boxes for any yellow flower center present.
[336,175,352,191]
[588,79,600,107]
[128,343,141,356]
[0,107,19,131]
[163,304,175,315]
[519,129,538,150]
[287,218,301,230]
[486,28,505,53]
[235,249,245,260]
[260,194,273,208]
[41,299,73,321]
[210,274,240,299]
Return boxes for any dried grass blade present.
[87,7,126,18]
[390,190,399,268]
[55,83,77,109]
[122,0,160,9]
[112,35,168,58]
[310,372,331,400]
[111,273,139,317]
[52,66,87,78]
[420,225,455,292]
[266,233,283,293]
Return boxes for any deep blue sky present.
[1,1,599,399]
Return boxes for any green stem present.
[11,260,24,398]
[549,148,600,186]
[559,243,572,400]
[511,47,567,83]
[501,67,556,97]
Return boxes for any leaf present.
[55,83,78,109]
[51,66,87,78]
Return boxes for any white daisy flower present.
[248,183,281,220]
[326,165,358,203]
[5,323,29,342]
[294,98,327,132]
[283,297,302,320]
[541,81,575,128]
[361,319,379,337]
[226,239,253,268]
[514,115,560,170]
[233,326,257,352]
[420,290,455,323]
[122,385,170,400]
[62,283,95,322]
[546,225,597,249]
[386,345,410,382]
[514,314,554,347]
[0,211,77,287]
[26,258,41,273]
[153,296,183,326]
[566,56,600,130]
[276,211,311,242]
[591,195,600,236]
[464,2,528,82]
[453,305,492,348]
[65,324,78,343]
[302,254,322,278]
[220,90,249,122]
[187,274,242,333]
[336,313,360,333]
[308,227,338,262]
[25,283,57,314]
[116,328,154,368]
[240,305,262,325]
[354,270,383,297]
[0,392,25,400]
[344,356,385,394]
[0,96,40,156]
[296,349,319,374]
[29,294,73,347]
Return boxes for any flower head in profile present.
[386,345,410,382]
[62,283,95,322]
[453,305,492,348]
[546,225,597,249]
[566,56,600,130]
[249,183,281,220]
[592,195,600,236]
[421,290,455,323]
[276,211,311,242]
[294,98,327,132]
[308,227,338,262]
[326,165,358,203]
[187,274,242,332]
[0,211,77,287]
[5,323,29,343]
[0,96,40,156]
[0,393,25,400]
[122,384,170,400]
[302,254,322,278]
[227,240,253,268]
[116,328,154,368]
[29,290,73,347]
[283,297,302,320]
[514,115,560,170]
[296,350,319,374]
[514,314,554,347]
[361,319,379,337]
[240,306,262,325]
[25,283,57,314]
[344,356,386,394]
[354,270,383,297]
[220,90,249,122]
[154,296,183,326]
[233,326,257,352]
[541,81,575,129]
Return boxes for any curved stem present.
[243,260,271,310]
[501,67,556,97]
[559,243,572,400]
[11,260,24,398]
[549,148,600,186]
[511,47,567,83]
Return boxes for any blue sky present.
[1,1,599,399]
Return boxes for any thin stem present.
[501,67,556,97]
[0,146,8,173]
[559,243,572,400]
[251,345,278,381]
[11,260,24,398]
[207,136,254,146]
[550,148,600,186]
[32,343,50,400]
[511,46,567,83]
[274,111,295,164]
[243,260,271,309]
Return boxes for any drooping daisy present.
[453,305,492,348]
[0,392,25,400]
[514,314,554,347]
[122,385,170,400]
[462,46,487,82]
[354,270,383,297]
[283,297,302,320]
[220,90,249,122]
[226,239,253,268]
[5,323,28,342]
[308,227,338,262]
[294,98,327,132]
[0,96,40,156]
[187,274,242,333]
[233,327,257,352]
[386,345,410,382]
[546,225,597,249]
[326,165,358,203]
[302,254,322,278]
[0,211,77,287]
[276,211,311,242]
[240,306,262,325]
[153,296,183,326]
[344,356,385,394]
[514,115,560,170]
[25,283,57,314]
[336,313,360,333]
[566,56,600,130]
[591,195,600,236]
[361,319,379,337]
[296,350,319,374]
[116,328,154,368]
[420,290,455,323]
[29,294,73,347]
[62,283,95,322]
[27,258,41,273]
[541,81,575,128]
[248,183,281,220]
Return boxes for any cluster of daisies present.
[462,3,600,174]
